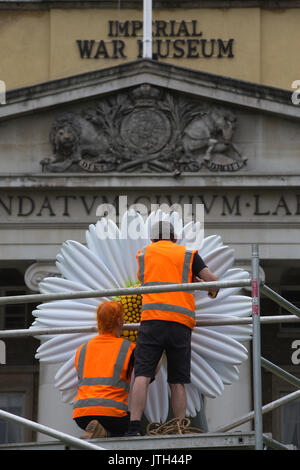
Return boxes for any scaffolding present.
[0,244,299,451]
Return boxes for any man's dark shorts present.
[134,320,192,384]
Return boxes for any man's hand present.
[208,289,219,299]
[197,267,219,299]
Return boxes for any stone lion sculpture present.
[41,112,109,172]
[182,106,247,165]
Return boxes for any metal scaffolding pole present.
[0,279,251,306]
[251,244,263,450]
[216,389,300,433]
[0,314,299,339]
[0,409,105,450]
[261,284,300,317]
[262,434,296,451]
[261,357,300,388]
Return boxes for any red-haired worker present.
[73,300,135,439]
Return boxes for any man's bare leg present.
[129,376,151,421]
[169,383,187,420]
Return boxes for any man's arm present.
[192,253,219,297]
[197,266,218,283]
[197,266,219,298]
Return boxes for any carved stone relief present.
[41,84,247,174]
[25,262,60,292]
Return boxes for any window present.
[280,394,300,449]
[279,288,300,335]
[0,393,25,444]
[3,290,29,330]
[272,374,300,449]
[279,267,300,336]
[0,268,36,330]
[0,266,40,444]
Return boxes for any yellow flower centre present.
[117,287,142,343]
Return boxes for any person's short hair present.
[96,301,124,334]
[150,220,176,242]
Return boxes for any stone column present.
[37,362,81,441]
[25,262,81,440]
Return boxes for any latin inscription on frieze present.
[0,191,299,223]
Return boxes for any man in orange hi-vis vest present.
[126,220,219,436]
[73,301,135,439]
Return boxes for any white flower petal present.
[201,246,235,278]
[185,383,201,417]
[203,324,252,342]
[61,388,78,403]
[87,222,129,287]
[191,328,248,365]
[58,240,120,289]
[204,359,240,385]
[119,211,148,282]
[191,350,224,397]
[199,234,223,253]
[196,294,251,318]
[31,318,96,329]
[55,356,78,390]
[33,301,97,324]
[196,314,252,342]
[35,333,95,363]
[39,279,108,311]
[178,221,204,250]
[169,211,183,237]
[39,277,86,294]
[144,211,158,240]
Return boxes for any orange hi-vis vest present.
[136,240,197,330]
[73,334,135,419]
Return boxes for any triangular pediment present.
[2,59,298,120]
[1,59,300,176]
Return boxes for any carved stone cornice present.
[2,60,297,122]
[0,173,300,188]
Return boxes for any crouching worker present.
[73,300,135,439]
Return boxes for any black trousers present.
[75,413,130,437]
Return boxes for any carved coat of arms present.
[41,84,247,174]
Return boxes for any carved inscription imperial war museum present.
[41,84,247,174]
[76,20,234,60]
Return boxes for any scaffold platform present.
[0,431,257,451]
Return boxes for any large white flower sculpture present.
[31,210,252,423]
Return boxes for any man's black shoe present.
[124,430,142,437]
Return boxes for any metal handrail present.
[261,357,300,388]
[0,279,251,305]
[0,409,105,451]
[215,389,300,433]
[0,314,299,338]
